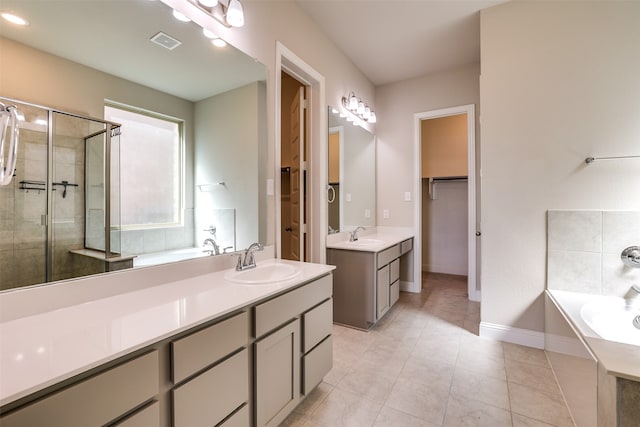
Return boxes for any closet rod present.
[585,155,640,164]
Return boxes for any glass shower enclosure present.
[0,97,122,290]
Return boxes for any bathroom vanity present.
[0,256,334,427]
[327,229,413,330]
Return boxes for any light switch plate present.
[266,179,274,195]
[346,193,352,202]
[364,209,370,218]
[404,191,411,201]
[383,209,389,219]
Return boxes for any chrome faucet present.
[625,283,640,311]
[235,242,264,271]
[203,238,221,256]
[349,226,366,242]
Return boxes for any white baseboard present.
[545,333,593,359]
[400,280,419,293]
[479,322,545,349]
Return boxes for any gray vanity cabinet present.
[0,351,159,427]
[0,273,334,427]
[330,237,413,330]
[253,274,333,427]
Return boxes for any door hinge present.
[302,98,309,110]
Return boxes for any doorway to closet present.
[414,105,479,301]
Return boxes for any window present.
[105,104,183,228]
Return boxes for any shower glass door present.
[0,100,48,290]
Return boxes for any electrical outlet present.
[346,193,352,202]
[404,191,411,201]
[364,209,370,218]
[383,209,389,219]
[266,179,274,196]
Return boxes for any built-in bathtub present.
[133,247,211,267]
[545,289,640,427]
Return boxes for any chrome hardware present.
[234,242,264,271]
[621,246,640,268]
[204,225,217,235]
[633,315,640,330]
[203,238,221,256]
[349,226,366,242]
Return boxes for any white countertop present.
[547,289,640,382]
[326,227,413,252]
[0,259,334,407]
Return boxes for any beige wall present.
[375,63,480,228]
[421,114,468,178]
[480,1,640,334]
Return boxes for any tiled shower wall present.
[547,210,640,296]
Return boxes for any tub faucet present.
[203,238,221,256]
[235,242,264,271]
[625,284,640,311]
[349,226,366,242]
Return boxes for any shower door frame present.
[1,97,121,284]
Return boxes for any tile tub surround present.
[547,210,640,296]
[546,289,640,427]
[0,253,333,406]
[282,273,574,427]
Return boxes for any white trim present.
[275,42,327,264]
[414,104,479,301]
[328,125,345,231]
[479,322,545,349]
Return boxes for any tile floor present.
[282,273,575,427]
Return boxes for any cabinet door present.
[376,265,390,319]
[255,319,300,427]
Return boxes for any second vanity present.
[0,253,334,427]
[327,228,413,330]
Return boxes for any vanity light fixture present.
[191,0,245,28]
[341,92,377,124]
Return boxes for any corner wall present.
[480,1,640,340]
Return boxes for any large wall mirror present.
[327,107,376,233]
[0,0,267,291]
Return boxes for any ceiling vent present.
[150,32,182,50]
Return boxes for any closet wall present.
[421,114,468,276]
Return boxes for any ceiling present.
[0,0,508,101]
[295,0,508,86]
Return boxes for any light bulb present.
[363,106,371,120]
[226,0,244,27]
[203,28,217,39]
[368,111,377,123]
[172,9,190,22]
[348,94,358,110]
[211,38,227,47]
[331,108,339,114]
[1,12,29,26]
[357,101,365,115]
[198,0,219,7]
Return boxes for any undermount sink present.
[225,263,300,285]
[348,238,385,246]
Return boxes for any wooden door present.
[288,87,304,261]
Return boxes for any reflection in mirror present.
[0,0,267,291]
[327,107,376,234]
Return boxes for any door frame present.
[275,42,327,264]
[413,104,480,301]
[328,125,345,231]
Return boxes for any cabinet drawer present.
[400,238,413,255]
[303,298,333,353]
[110,401,159,427]
[172,311,249,384]
[302,335,333,395]
[221,404,250,427]
[0,351,158,427]
[173,349,248,427]
[254,274,332,338]
[390,281,400,307]
[377,244,400,267]
[389,259,400,283]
